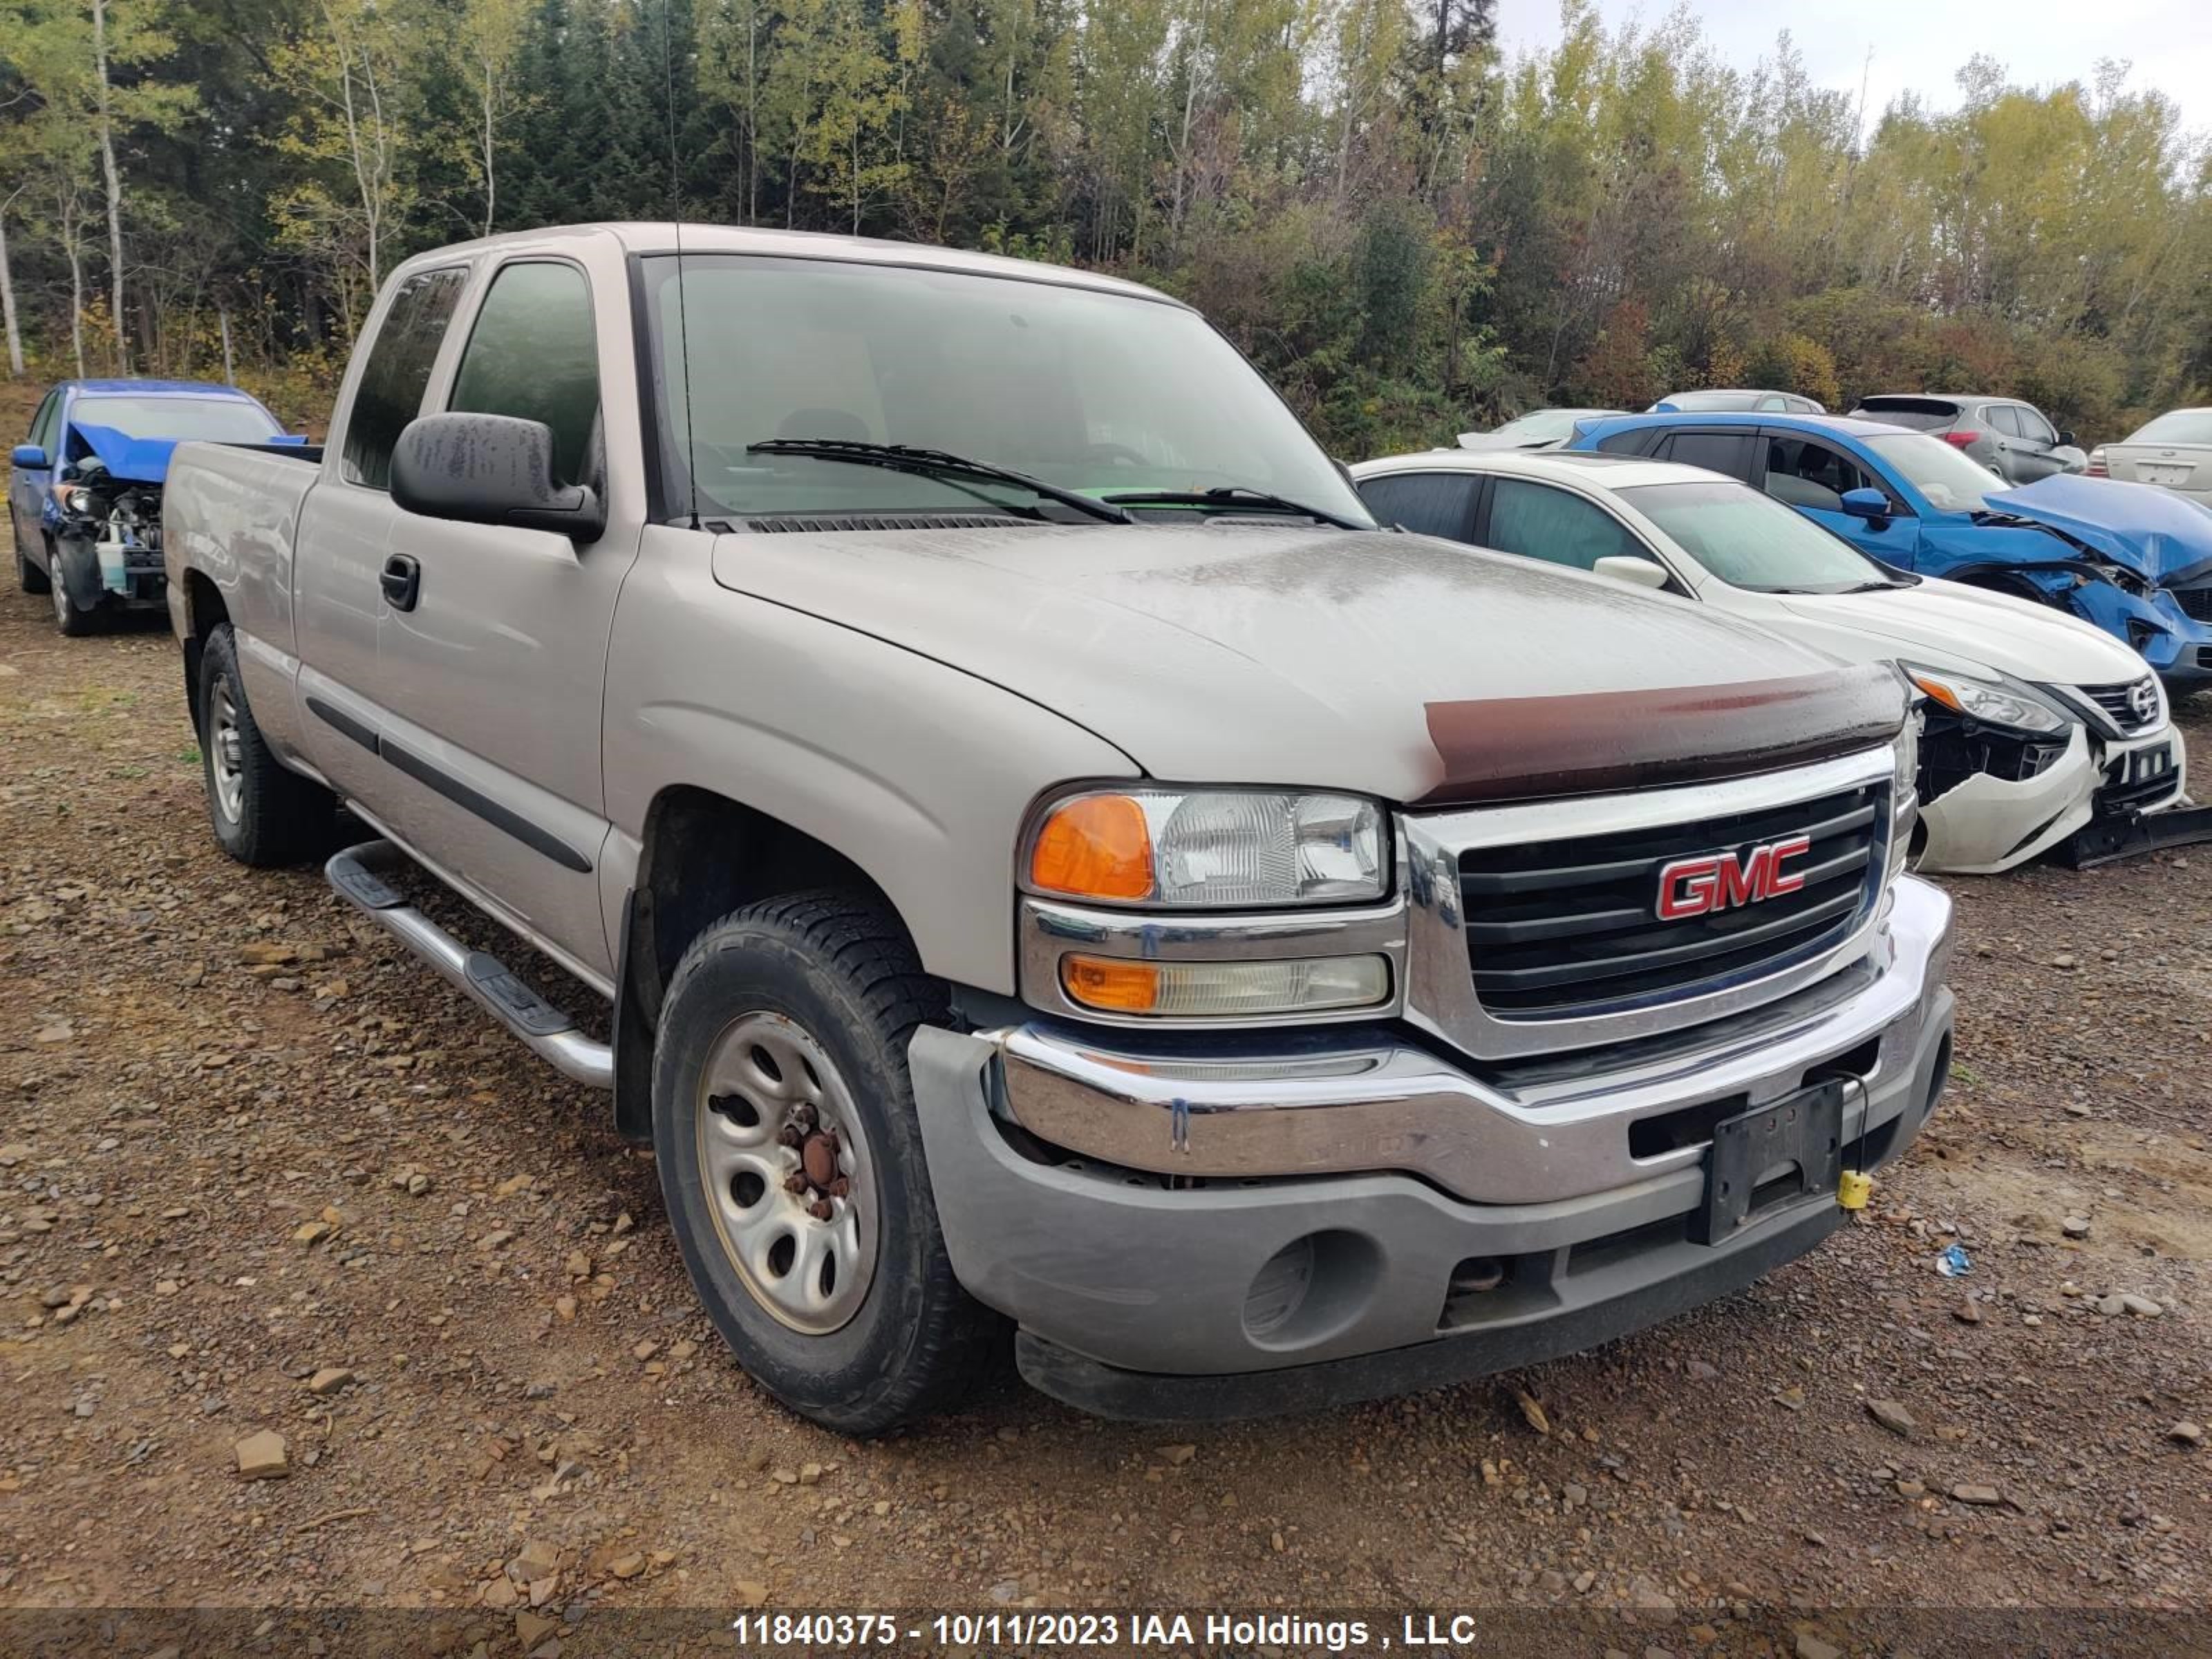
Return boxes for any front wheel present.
[48,536,97,636]
[652,892,1001,1434]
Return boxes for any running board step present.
[325,839,614,1089]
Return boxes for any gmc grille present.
[1459,783,1888,1019]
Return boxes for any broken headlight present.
[1902,666,2070,737]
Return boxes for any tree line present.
[2,0,2207,451]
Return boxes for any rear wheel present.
[652,892,1000,1434]
[198,623,338,865]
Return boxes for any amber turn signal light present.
[1027,794,1155,901]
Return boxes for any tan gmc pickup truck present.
[163,223,1954,1432]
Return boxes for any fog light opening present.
[1447,1256,1506,1296]
[1241,1229,1380,1349]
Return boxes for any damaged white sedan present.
[1351,449,2189,874]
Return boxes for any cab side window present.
[1985,404,2023,439]
[2015,406,2056,446]
[1656,430,1756,481]
[448,261,602,489]
[1483,478,1640,572]
[343,267,468,489]
[1762,436,1874,512]
[1357,471,1478,542]
[27,391,59,451]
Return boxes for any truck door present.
[373,253,640,983]
[294,266,469,808]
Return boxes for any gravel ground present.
[2,485,2209,1647]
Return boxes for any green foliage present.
[0,0,2204,453]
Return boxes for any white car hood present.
[1776,578,2146,688]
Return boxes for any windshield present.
[1490,409,1588,443]
[1657,391,1760,411]
[639,254,1373,527]
[1619,478,1896,592]
[2126,411,2212,446]
[1864,431,1996,514]
[71,395,279,443]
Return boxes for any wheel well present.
[180,572,229,738]
[612,786,914,1140]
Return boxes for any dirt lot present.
[2,503,2209,1647]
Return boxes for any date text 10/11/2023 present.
[730,1613,1517,1651]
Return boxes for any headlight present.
[1024,788,1387,908]
[52,483,93,516]
[1902,666,2070,735]
[1059,953,1391,1017]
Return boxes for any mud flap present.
[2058,804,2212,869]
[53,534,104,616]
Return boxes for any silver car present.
[1849,394,2088,486]
[2086,408,2212,505]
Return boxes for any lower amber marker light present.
[1060,954,1390,1018]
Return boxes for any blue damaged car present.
[9,379,298,635]
[1571,411,2212,690]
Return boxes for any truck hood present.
[1985,474,2212,588]
[1776,577,2148,688]
[68,420,183,485]
[710,521,1889,803]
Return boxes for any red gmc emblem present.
[1657,835,1812,920]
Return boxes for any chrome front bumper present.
[995,874,1951,1206]
[910,875,1955,1407]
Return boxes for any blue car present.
[1571,411,2212,688]
[9,378,292,635]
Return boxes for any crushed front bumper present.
[1919,722,2188,874]
[912,875,1955,1421]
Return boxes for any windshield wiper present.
[745,438,1134,525]
[1100,486,1367,531]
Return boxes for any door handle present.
[381,553,421,612]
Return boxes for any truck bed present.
[162,438,324,663]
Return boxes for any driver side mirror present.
[1839,487,1890,524]
[10,444,48,469]
[2057,430,2077,449]
[391,413,605,541]
[1592,555,1670,591]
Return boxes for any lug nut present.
[827,1177,850,1199]
[782,1172,811,1197]
[807,1198,834,1221]
[776,1124,805,1148]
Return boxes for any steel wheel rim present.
[50,569,69,627]
[695,1011,877,1334]
[209,680,247,824]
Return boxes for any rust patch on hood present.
[1418,662,1906,806]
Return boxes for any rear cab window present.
[342,268,469,489]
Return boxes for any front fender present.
[53,533,103,614]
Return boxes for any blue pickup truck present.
[1573,411,2212,689]
[9,378,294,635]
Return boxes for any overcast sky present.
[1492,0,2212,140]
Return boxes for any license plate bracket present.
[1691,1080,1844,1245]
[2121,743,2174,787]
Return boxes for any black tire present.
[14,527,50,595]
[48,536,98,636]
[197,623,338,865]
[652,892,1002,1434]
